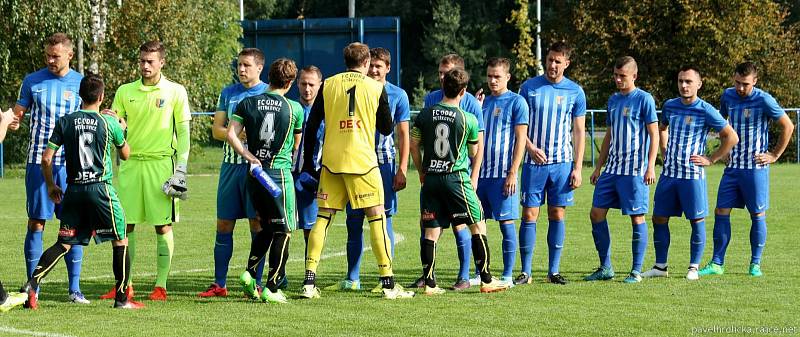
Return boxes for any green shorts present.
[58,183,126,246]
[118,157,179,225]
[420,171,484,229]
[248,168,296,232]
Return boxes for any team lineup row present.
[0,33,794,311]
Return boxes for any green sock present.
[155,230,174,289]
[127,231,136,286]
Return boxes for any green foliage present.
[410,73,429,110]
[507,0,538,81]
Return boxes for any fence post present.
[590,110,595,167]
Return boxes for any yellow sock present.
[305,211,334,273]
[368,213,393,277]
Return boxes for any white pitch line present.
[0,327,78,337]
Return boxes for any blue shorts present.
[345,162,398,218]
[592,173,649,215]
[716,167,769,213]
[653,175,708,219]
[520,162,574,207]
[26,163,66,220]
[477,177,519,221]
[216,162,257,220]
[294,172,318,230]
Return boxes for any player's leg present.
[342,204,365,289]
[420,184,445,295]
[103,159,143,299]
[22,242,71,309]
[302,168,345,298]
[585,173,618,281]
[619,175,650,283]
[544,163,574,285]
[745,167,769,277]
[702,168,740,275]
[517,163,545,285]
[259,169,293,303]
[146,158,179,300]
[451,223,473,289]
[202,162,242,296]
[681,178,708,280]
[23,164,48,290]
[643,175,678,278]
[294,174,318,247]
[241,180,272,300]
[53,165,85,301]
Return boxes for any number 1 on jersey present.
[346,86,356,117]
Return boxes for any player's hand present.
[101,109,127,130]
[643,167,656,185]
[589,168,601,185]
[393,168,407,191]
[475,88,485,107]
[526,144,547,164]
[570,168,582,189]
[418,171,425,184]
[503,171,517,196]
[689,154,712,166]
[470,173,479,190]
[162,164,188,200]
[47,184,63,204]
[754,152,778,165]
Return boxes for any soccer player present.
[584,56,659,284]
[228,58,303,304]
[476,57,529,287]
[199,48,268,298]
[12,33,87,304]
[411,67,509,295]
[642,65,738,281]
[335,47,411,291]
[20,74,143,310]
[699,62,794,277]
[100,40,192,301]
[0,108,20,143]
[299,42,414,300]
[516,41,586,285]
[412,54,485,290]
[292,65,324,244]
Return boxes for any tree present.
[507,0,539,82]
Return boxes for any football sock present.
[126,230,136,286]
[386,215,395,257]
[750,215,767,265]
[29,243,69,290]
[454,226,472,280]
[246,230,270,279]
[631,222,648,272]
[471,234,492,283]
[380,276,395,289]
[519,221,536,275]
[547,219,565,275]
[213,231,234,288]
[690,220,706,265]
[305,211,334,273]
[250,231,266,286]
[712,214,731,265]
[653,221,670,265]
[266,232,290,292]
[24,229,43,279]
[64,244,83,293]
[499,222,517,278]
[368,213,393,277]
[345,215,364,282]
[112,245,130,302]
[421,239,437,287]
[303,270,316,286]
[591,219,612,268]
[155,230,174,289]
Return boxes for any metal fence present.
[1,109,798,177]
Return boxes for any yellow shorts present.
[316,166,384,210]
[117,157,179,225]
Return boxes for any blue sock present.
[653,222,670,265]
[631,222,648,272]
[591,220,612,268]
[712,214,731,265]
[213,231,234,287]
[65,245,83,293]
[386,216,395,257]
[519,221,536,275]
[345,216,364,281]
[750,215,767,265]
[24,229,43,279]
[547,219,565,275]
[499,222,517,278]
[690,220,706,265]
[454,227,472,281]
[250,231,266,286]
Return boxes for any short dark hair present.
[615,56,637,71]
[239,48,265,66]
[45,33,73,51]
[487,57,511,73]
[442,68,469,99]
[735,62,758,78]
[79,73,104,104]
[344,42,370,69]
[139,40,166,59]
[548,41,572,59]
[300,65,323,80]
[439,54,465,68]
[269,58,297,89]
[679,65,702,78]
[370,47,391,66]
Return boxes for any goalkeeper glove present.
[162,164,188,200]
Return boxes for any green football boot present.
[698,262,724,276]
[749,263,763,277]
[584,266,615,281]
[239,271,259,300]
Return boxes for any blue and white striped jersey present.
[17,68,83,165]
[603,88,659,176]
[292,103,324,173]
[376,82,410,165]
[217,82,268,164]
[660,97,728,179]
[424,89,485,131]
[720,87,785,170]
[519,75,586,165]
[479,91,529,178]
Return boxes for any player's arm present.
[505,124,528,195]
[0,108,16,143]
[376,88,392,136]
[658,122,669,160]
[173,87,192,170]
[644,122,659,185]
[394,121,410,191]
[410,133,424,184]
[691,124,738,166]
[303,84,325,175]
[590,131,611,185]
[41,147,62,204]
[470,131,483,188]
[756,112,794,165]
[226,118,259,166]
[212,110,229,141]
[571,115,586,189]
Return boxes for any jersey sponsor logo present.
[76,171,99,182]
[339,119,363,130]
[452,212,469,219]
[316,192,328,200]
[428,159,453,172]
[355,192,375,200]
[156,98,165,108]
[421,210,436,221]
[59,228,76,237]
[95,228,113,234]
